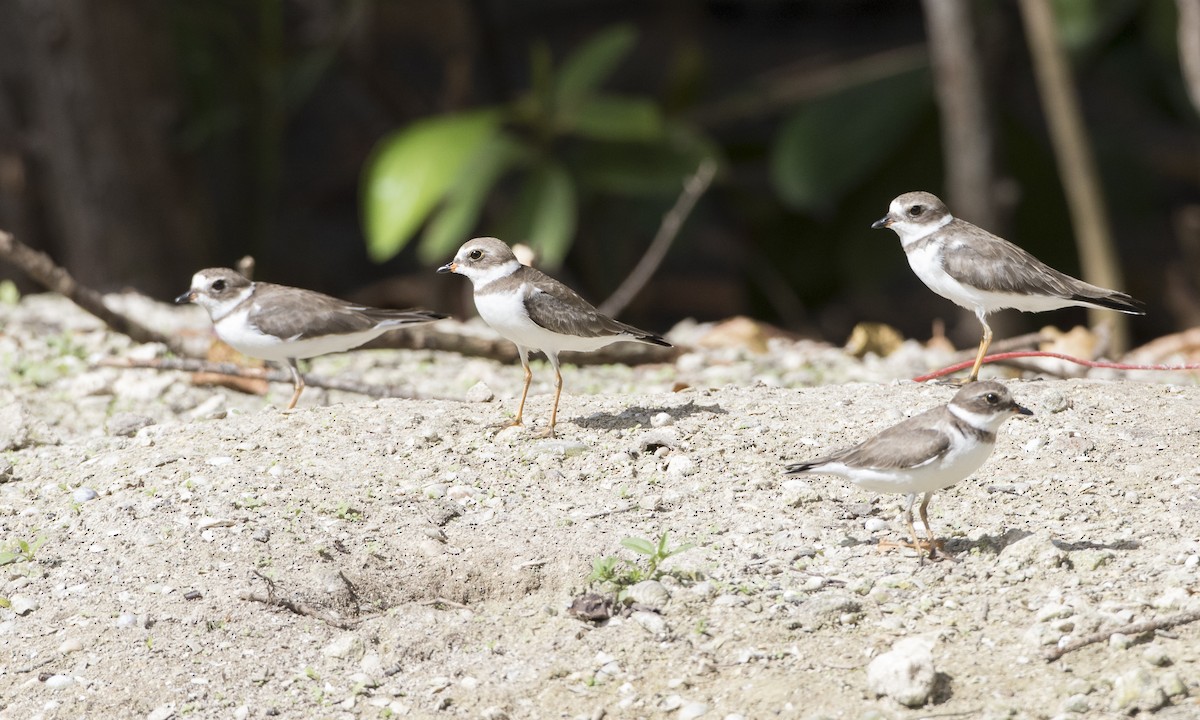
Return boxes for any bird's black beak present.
[871,215,894,230]
[436,262,456,274]
[1014,404,1034,416]
[175,291,195,305]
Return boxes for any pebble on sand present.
[866,636,938,708]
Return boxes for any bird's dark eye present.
[212,279,226,292]
[908,205,923,217]
[984,392,1000,404]
[468,249,483,260]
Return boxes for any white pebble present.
[72,487,99,503]
[323,633,364,659]
[631,611,669,636]
[679,701,708,720]
[44,674,73,690]
[10,595,38,615]
[58,638,84,654]
[465,382,494,403]
[864,518,888,532]
[146,704,176,720]
[650,412,673,427]
[666,454,697,478]
[867,636,937,708]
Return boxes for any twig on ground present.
[97,357,450,401]
[912,351,1200,383]
[1044,609,1200,662]
[598,160,718,318]
[0,228,187,355]
[242,570,361,630]
[574,503,639,521]
[419,598,471,611]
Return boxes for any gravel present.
[0,293,1198,717]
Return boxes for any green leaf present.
[568,95,664,142]
[506,162,577,269]
[620,537,657,557]
[770,69,930,215]
[362,110,501,263]
[419,132,529,265]
[554,25,637,112]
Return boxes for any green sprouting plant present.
[0,535,48,566]
[588,531,694,592]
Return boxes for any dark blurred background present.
[1,0,1197,351]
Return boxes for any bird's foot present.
[877,538,951,562]
[532,426,556,439]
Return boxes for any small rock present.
[1072,549,1114,571]
[864,518,889,532]
[1160,672,1188,698]
[678,701,708,720]
[1109,633,1133,650]
[0,401,34,451]
[72,487,99,504]
[465,382,494,403]
[1061,693,1090,713]
[58,637,84,654]
[625,580,670,608]
[0,457,14,482]
[197,517,235,530]
[10,595,38,615]
[781,479,821,506]
[636,428,677,452]
[534,440,587,457]
[1143,644,1172,667]
[107,413,155,437]
[866,636,938,708]
[631,610,669,637]
[146,703,176,720]
[117,612,139,628]
[1110,667,1167,714]
[44,674,73,690]
[188,394,227,420]
[323,633,364,661]
[666,454,697,478]
[1036,604,1074,622]
[480,707,509,720]
[998,530,1067,572]
[650,412,673,427]
[251,527,270,543]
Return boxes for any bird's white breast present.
[213,306,393,361]
[474,286,621,355]
[905,242,1077,316]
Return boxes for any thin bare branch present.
[1017,0,1130,351]
[1044,609,1200,662]
[1177,0,1200,115]
[598,160,717,318]
[0,228,187,355]
[97,357,449,400]
[922,0,999,229]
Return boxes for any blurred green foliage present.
[361,25,717,269]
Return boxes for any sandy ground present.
[2,293,1200,720]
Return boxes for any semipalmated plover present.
[176,267,446,410]
[438,237,671,437]
[785,381,1032,560]
[873,191,1144,382]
